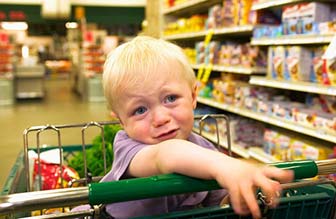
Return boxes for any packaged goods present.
[221,0,235,26]
[282,4,299,35]
[292,107,316,128]
[318,21,336,35]
[263,129,278,155]
[263,128,333,161]
[196,42,205,64]
[257,99,273,115]
[206,4,223,29]
[297,2,331,34]
[313,110,336,132]
[230,44,242,66]
[219,44,232,66]
[311,46,327,84]
[270,46,286,79]
[284,46,312,81]
[251,10,281,26]
[241,44,267,68]
[234,82,250,107]
[233,118,265,148]
[238,0,253,25]
[325,57,336,85]
[205,41,221,64]
[291,139,332,160]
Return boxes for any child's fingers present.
[228,185,251,216]
[263,167,294,183]
[253,173,282,208]
[241,183,261,218]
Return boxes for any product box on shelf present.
[284,46,312,82]
[272,101,294,120]
[313,110,336,132]
[325,58,336,85]
[292,107,317,128]
[241,44,267,68]
[234,82,250,107]
[311,46,327,84]
[218,43,233,66]
[263,128,333,161]
[282,4,299,35]
[221,0,237,26]
[206,4,223,29]
[232,118,265,148]
[268,46,286,79]
[297,2,331,34]
[195,41,220,65]
[238,0,253,25]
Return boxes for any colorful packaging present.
[325,57,336,85]
[272,46,286,79]
[297,2,331,34]
[263,129,278,155]
[311,46,327,83]
[282,4,299,35]
[284,46,312,81]
[221,0,236,26]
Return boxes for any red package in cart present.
[32,151,80,190]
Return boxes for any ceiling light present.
[1,22,28,31]
[65,22,78,29]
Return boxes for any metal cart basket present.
[1,114,336,219]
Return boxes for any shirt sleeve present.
[100,130,146,181]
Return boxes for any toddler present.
[81,36,293,219]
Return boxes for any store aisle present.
[0,79,111,191]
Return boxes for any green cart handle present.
[89,159,319,205]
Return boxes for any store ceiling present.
[0,0,146,7]
[0,2,145,35]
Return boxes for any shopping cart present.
[0,114,336,219]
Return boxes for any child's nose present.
[152,108,170,127]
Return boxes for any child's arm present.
[128,138,293,219]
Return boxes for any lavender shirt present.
[73,131,227,218]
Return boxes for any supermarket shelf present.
[248,147,280,163]
[163,0,222,15]
[163,25,254,41]
[251,34,334,46]
[192,64,266,75]
[252,0,313,10]
[249,76,336,96]
[164,31,207,40]
[193,128,250,158]
[197,96,336,143]
[194,128,279,162]
[252,0,336,10]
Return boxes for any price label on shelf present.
[204,29,214,46]
[197,63,205,80]
[201,64,213,83]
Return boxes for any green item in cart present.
[68,124,122,178]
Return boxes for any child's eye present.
[134,106,147,115]
[165,95,177,103]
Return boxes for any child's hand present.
[214,158,294,219]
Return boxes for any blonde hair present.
[103,36,196,111]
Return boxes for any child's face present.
[114,68,197,144]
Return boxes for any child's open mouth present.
[156,129,178,141]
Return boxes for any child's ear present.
[110,111,124,126]
[191,84,198,109]
[110,111,117,118]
